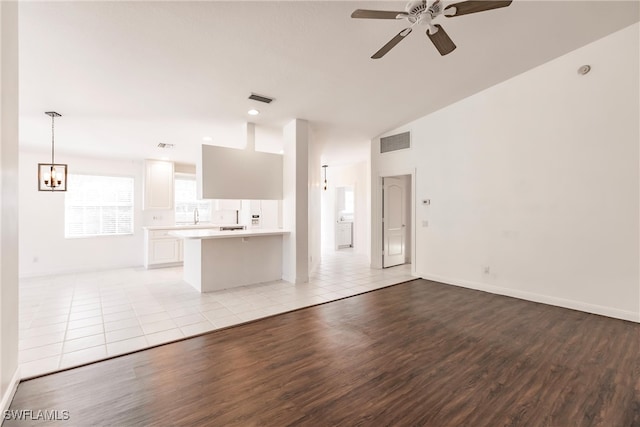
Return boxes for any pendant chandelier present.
[38,111,68,191]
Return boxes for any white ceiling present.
[18,1,639,165]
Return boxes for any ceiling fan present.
[351,0,512,58]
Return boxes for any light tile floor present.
[19,250,413,378]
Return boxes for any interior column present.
[282,119,309,284]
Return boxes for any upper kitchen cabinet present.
[143,159,174,210]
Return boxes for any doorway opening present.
[382,175,412,268]
[335,185,354,250]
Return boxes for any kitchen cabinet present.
[143,159,174,210]
[144,228,183,268]
[173,228,289,292]
[336,222,353,249]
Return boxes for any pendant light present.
[322,165,328,191]
[38,112,68,191]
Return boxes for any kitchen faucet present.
[194,208,199,225]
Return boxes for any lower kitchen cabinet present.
[144,229,183,268]
[336,222,353,249]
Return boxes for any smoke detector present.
[577,65,591,75]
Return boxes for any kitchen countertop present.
[169,228,289,240]
[143,224,235,231]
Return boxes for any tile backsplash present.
[211,209,237,224]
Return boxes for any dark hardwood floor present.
[7,279,640,426]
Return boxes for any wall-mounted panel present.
[198,145,283,200]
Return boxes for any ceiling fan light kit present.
[351,0,513,59]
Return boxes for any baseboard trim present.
[417,272,640,323]
[144,262,183,270]
[19,263,143,279]
[0,367,20,415]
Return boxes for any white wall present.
[321,161,370,258]
[1,0,20,410]
[260,200,281,229]
[19,150,145,277]
[372,23,640,322]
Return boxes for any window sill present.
[64,233,134,239]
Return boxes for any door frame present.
[371,168,416,275]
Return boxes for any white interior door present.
[383,177,406,268]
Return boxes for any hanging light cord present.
[322,165,328,191]
[51,114,56,165]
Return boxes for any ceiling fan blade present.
[444,1,512,17]
[426,25,456,56]
[372,28,412,59]
[351,9,408,19]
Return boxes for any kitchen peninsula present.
[170,228,289,292]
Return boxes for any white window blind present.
[65,174,134,238]
[174,174,212,224]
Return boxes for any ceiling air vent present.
[248,93,274,104]
[380,131,410,153]
[157,143,174,149]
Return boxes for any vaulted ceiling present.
[18,1,639,164]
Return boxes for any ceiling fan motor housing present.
[405,1,443,25]
[407,1,428,16]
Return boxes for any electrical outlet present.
[422,220,428,227]
[33,257,38,263]
[483,266,491,274]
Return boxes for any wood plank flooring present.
[7,279,640,426]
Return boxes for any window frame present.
[64,173,135,239]
[174,173,214,225]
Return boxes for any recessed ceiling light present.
[248,109,260,116]
[202,136,213,142]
